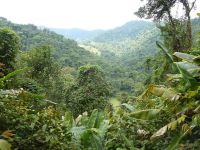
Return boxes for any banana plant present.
[64,109,109,150]
[156,41,200,90]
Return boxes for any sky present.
[0,0,199,30]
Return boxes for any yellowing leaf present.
[177,115,186,124]
[187,91,198,98]
[2,135,13,141]
[182,59,187,62]
[151,115,186,140]
[150,126,167,140]
[148,84,155,94]
[3,130,14,137]
[182,123,189,132]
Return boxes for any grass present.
[79,45,101,56]
[109,97,120,107]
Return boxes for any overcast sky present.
[0,0,199,30]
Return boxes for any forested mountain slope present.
[0,17,103,69]
[1,16,199,97]
[93,20,151,43]
[38,26,104,42]
[0,17,139,96]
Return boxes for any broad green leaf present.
[166,124,196,150]
[198,13,200,17]
[0,67,32,82]
[87,109,98,128]
[64,111,73,127]
[121,133,140,150]
[196,32,200,35]
[0,139,11,150]
[91,133,104,150]
[121,103,136,112]
[129,109,160,120]
[81,112,88,126]
[94,111,103,128]
[98,120,109,140]
[156,41,173,63]
[69,126,87,134]
[82,129,92,141]
[176,63,200,90]
[156,41,179,73]
[173,52,195,62]
[188,69,200,77]
[193,114,200,126]
[176,62,200,71]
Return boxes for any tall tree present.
[66,65,111,117]
[179,0,197,47]
[135,0,197,51]
[0,27,21,75]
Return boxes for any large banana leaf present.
[0,67,32,82]
[176,63,200,90]
[98,120,109,140]
[173,52,195,62]
[156,41,173,63]
[121,103,136,112]
[128,109,160,120]
[94,111,103,128]
[91,133,104,150]
[175,62,200,71]
[64,111,74,127]
[153,87,177,99]
[173,52,200,65]
[82,128,98,141]
[165,124,196,150]
[69,126,87,134]
[81,112,88,126]
[156,41,179,73]
[87,109,98,128]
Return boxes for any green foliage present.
[0,27,21,75]
[68,109,109,149]
[66,65,111,116]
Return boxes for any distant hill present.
[38,26,104,42]
[93,20,151,43]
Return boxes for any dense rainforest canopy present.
[1,1,200,149]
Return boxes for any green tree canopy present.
[66,65,111,117]
[0,27,21,75]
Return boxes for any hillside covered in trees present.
[1,0,200,149]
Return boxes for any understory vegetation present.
[1,1,200,149]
